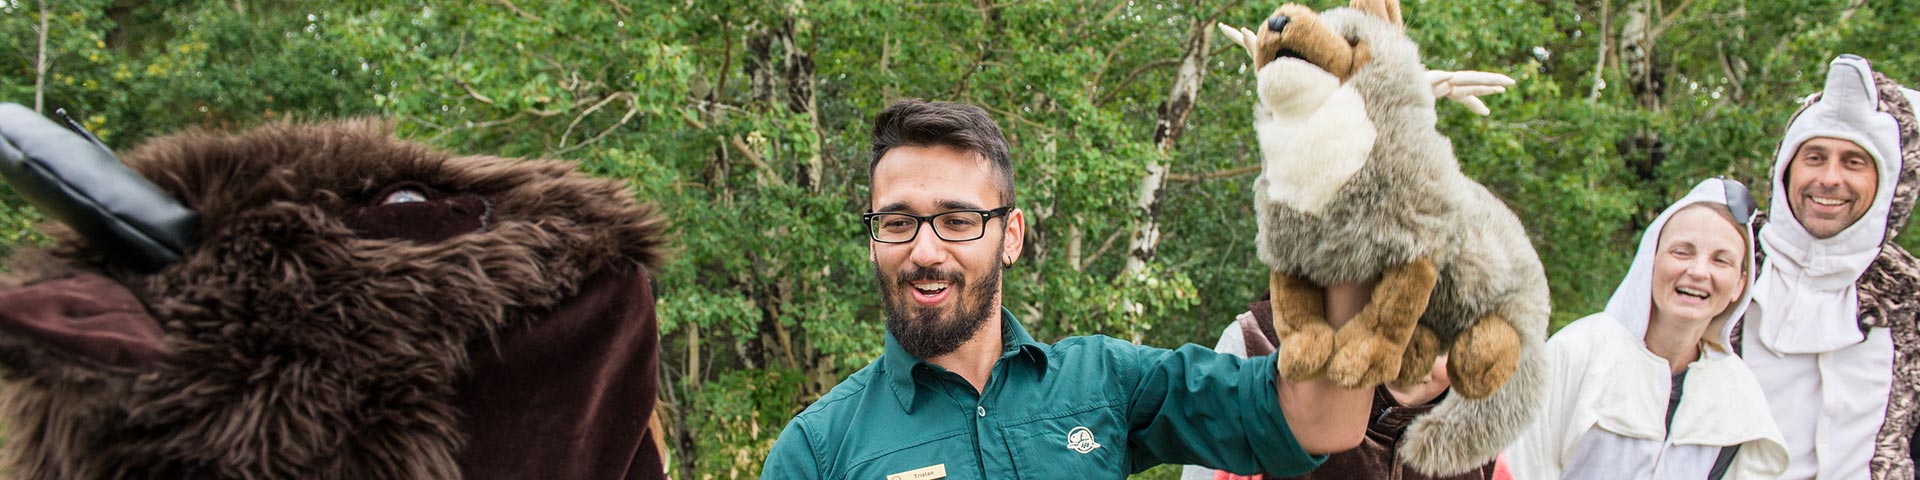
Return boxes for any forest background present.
[1,0,1916,478]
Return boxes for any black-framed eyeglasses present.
[863,206,1014,244]
[1717,176,1754,226]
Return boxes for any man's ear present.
[1217,23,1260,63]
[1350,0,1403,27]
[1002,208,1026,266]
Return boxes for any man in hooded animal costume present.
[0,104,670,479]
[1737,54,1920,480]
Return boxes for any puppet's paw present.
[1327,326,1405,388]
[1447,317,1521,399]
[1276,321,1335,381]
[1390,324,1441,389]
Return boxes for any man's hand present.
[1387,355,1450,407]
[1428,70,1516,116]
[1275,280,1376,454]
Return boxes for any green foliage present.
[3,0,1919,477]
[687,368,806,478]
[0,188,44,261]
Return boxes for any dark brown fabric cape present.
[456,261,663,479]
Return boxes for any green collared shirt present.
[760,309,1324,479]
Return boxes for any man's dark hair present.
[868,99,1015,206]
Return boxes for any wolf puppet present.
[1219,0,1547,475]
[0,104,669,479]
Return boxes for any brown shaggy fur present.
[0,121,666,479]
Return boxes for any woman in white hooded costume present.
[1504,178,1788,479]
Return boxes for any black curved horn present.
[0,103,199,272]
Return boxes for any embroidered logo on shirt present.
[1066,426,1102,454]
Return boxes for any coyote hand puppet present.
[1220,0,1547,474]
[0,104,668,479]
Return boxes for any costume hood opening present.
[1754,54,1920,355]
[1604,178,1757,358]
[1762,55,1908,271]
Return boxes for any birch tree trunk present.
[1621,0,1662,114]
[1587,0,1612,104]
[1715,0,1749,104]
[34,0,49,114]
[1618,0,1665,183]
[1124,14,1213,274]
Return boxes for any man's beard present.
[877,261,1002,360]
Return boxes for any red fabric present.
[0,273,165,369]
[1491,454,1513,480]
[454,261,664,479]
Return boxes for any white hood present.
[1507,179,1786,479]
[1751,55,1907,355]
[1604,178,1757,358]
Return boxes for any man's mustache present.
[896,266,964,286]
[1802,185,1861,199]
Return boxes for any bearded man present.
[757,99,1390,479]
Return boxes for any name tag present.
[886,464,947,480]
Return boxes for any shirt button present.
[977,406,986,417]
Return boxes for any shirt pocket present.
[840,429,983,480]
[999,402,1128,480]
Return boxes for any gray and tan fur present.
[1221,1,1546,475]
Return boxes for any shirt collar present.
[884,307,1050,412]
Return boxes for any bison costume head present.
[0,104,668,479]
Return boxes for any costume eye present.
[382,189,428,205]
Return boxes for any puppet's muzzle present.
[0,103,200,272]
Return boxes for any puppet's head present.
[0,105,667,478]
[1219,0,1421,116]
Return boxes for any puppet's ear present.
[1351,0,1404,27]
[1218,23,1259,63]
[0,273,167,371]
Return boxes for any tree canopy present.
[1,0,1915,477]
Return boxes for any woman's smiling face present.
[1650,205,1748,327]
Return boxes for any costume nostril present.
[1267,15,1290,33]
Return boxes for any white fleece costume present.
[1739,54,1920,480]
[1506,179,1788,480]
